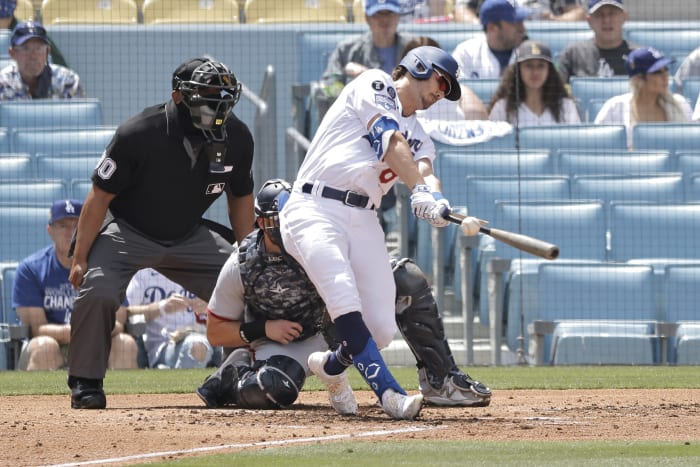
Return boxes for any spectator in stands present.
[557,0,637,83]
[12,199,138,371]
[673,46,700,93]
[452,0,529,79]
[0,20,84,100]
[125,268,217,369]
[454,0,585,24]
[0,0,68,66]
[594,46,692,148]
[320,0,414,241]
[488,40,580,124]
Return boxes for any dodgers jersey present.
[297,69,436,207]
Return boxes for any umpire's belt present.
[301,183,374,209]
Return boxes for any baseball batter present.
[280,46,482,420]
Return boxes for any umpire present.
[66,57,255,409]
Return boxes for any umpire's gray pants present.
[68,219,234,380]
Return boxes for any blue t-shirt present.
[13,245,76,325]
[377,45,398,75]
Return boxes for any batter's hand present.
[266,320,303,345]
[430,198,451,228]
[160,294,190,314]
[410,184,437,220]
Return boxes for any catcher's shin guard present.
[392,258,456,388]
[236,355,306,409]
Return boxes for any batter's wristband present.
[239,320,266,343]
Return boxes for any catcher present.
[196,179,491,411]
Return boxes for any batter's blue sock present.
[326,311,405,399]
[323,312,368,375]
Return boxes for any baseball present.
[460,216,481,236]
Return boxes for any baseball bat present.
[440,208,560,260]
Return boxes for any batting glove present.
[410,184,437,220]
[430,194,451,228]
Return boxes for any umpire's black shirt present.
[91,100,254,242]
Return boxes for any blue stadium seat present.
[202,195,230,227]
[527,28,594,60]
[483,201,607,345]
[0,155,35,180]
[460,79,500,106]
[625,29,700,61]
[571,173,686,221]
[633,123,700,153]
[11,127,115,157]
[70,178,92,201]
[0,99,103,130]
[518,124,627,153]
[686,174,700,201]
[456,175,570,314]
[0,127,9,153]
[537,262,658,365]
[676,151,700,175]
[0,205,49,263]
[569,77,630,121]
[296,30,356,84]
[1,265,17,325]
[609,203,700,262]
[586,97,608,122]
[556,150,675,176]
[0,30,10,52]
[35,153,102,182]
[0,180,69,206]
[661,265,700,364]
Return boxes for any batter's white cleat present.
[308,351,358,416]
[381,389,424,420]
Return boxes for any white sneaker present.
[381,389,424,420]
[308,351,358,415]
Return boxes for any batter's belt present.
[301,183,375,209]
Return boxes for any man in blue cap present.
[452,0,530,78]
[0,1,67,66]
[0,20,84,100]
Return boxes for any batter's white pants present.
[280,191,398,349]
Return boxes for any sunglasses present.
[434,68,451,96]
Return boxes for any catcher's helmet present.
[173,58,242,133]
[255,179,292,246]
[399,46,461,101]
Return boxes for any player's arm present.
[370,114,426,189]
[206,314,302,347]
[226,191,255,244]
[16,307,70,344]
[69,185,116,288]
[416,157,443,193]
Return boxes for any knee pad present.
[393,258,456,383]
[236,355,306,409]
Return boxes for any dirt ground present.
[1,389,699,466]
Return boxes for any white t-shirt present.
[488,97,581,126]
[594,92,693,147]
[452,34,515,79]
[126,268,205,367]
[297,68,435,207]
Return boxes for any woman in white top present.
[488,40,581,126]
[595,46,692,149]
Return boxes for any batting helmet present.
[173,58,242,133]
[255,179,292,246]
[399,46,461,101]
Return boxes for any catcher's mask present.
[255,179,292,247]
[175,59,242,137]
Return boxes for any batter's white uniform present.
[206,248,328,374]
[280,68,436,349]
[452,35,515,79]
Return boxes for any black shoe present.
[196,376,221,408]
[68,376,106,410]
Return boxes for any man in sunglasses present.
[0,20,82,100]
[280,46,486,420]
[66,57,255,410]
[0,1,68,66]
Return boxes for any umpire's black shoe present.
[68,375,106,410]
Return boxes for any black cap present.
[172,56,213,90]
